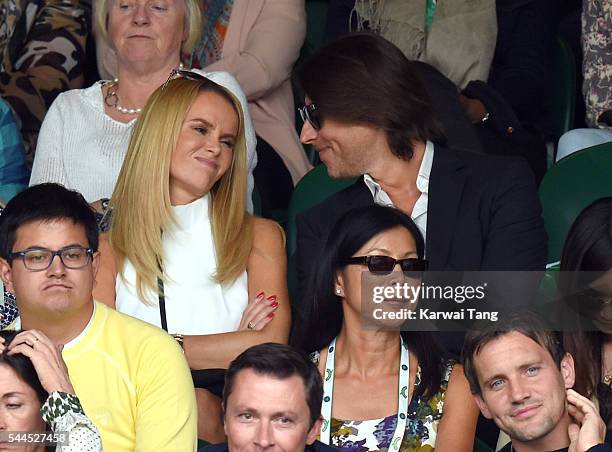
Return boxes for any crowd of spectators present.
[0,1,610,451]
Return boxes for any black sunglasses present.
[343,255,429,275]
[298,104,321,130]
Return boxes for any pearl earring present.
[335,288,341,295]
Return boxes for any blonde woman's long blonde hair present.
[110,77,253,303]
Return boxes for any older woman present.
[30,0,256,207]
[97,0,311,215]
[296,205,478,451]
[94,71,289,441]
[0,330,102,451]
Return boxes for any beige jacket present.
[96,0,311,184]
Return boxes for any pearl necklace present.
[103,64,185,115]
[104,79,142,115]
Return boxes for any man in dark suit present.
[293,33,547,343]
[200,344,336,452]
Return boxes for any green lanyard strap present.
[425,0,437,33]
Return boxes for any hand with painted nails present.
[566,388,607,452]
[6,330,75,394]
[238,291,279,331]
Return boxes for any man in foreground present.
[462,312,610,452]
[203,343,335,452]
[0,183,197,450]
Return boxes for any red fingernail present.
[256,291,265,299]
[267,312,275,319]
[270,301,279,308]
[266,295,277,302]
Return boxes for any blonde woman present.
[32,0,256,209]
[94,71,289,441]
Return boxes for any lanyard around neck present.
[319,336,410,451]
[425,0,437,33]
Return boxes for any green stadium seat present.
[539,142,612,264]
[293,0,331,166]
[285,164,356,302]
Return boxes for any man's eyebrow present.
[271,410,299,418]
[483,373,506,387]
[19,243,86,250]
[232,405,259,414]
[482,360,544,386]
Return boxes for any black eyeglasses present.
[298,104,321,130]
[162,67,208,90]
[343,255,429,275]
[9,246,94,271]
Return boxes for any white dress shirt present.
[363,140,434,244]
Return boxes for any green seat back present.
[286,164,356,305]
[286,164,357,257]
[539,142,612,263]
[546,35,576,140]
[293,0,330,166]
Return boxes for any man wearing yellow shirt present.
[0,183,198,451]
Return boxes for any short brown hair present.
[461,311,564,395]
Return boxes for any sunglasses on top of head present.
[162,67,208,90]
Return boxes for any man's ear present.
[0,257,15,293]
[474,394,493,419]
[306,416,323,445]
[91,251,101,280]
[560,352,576,389]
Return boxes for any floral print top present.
[582,0,612,129]
[312,352,454,452]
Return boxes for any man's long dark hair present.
[294,32,446,160]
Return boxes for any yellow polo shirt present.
[62,301,197,451]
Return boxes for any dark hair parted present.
[0,331,48,404]
[223,343,323,428]
[295,204,445,400]
[462,311,564,395]
[0,183,99,261]
[559,197,612,400]
[293,32,446,159]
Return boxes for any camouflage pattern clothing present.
[41,391,103,451]
[582,0,612,130]
[0,0,91,164]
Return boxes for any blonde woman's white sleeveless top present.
[115,195,248,334]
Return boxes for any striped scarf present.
[190,0,234,68]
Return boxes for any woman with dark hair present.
[0,330,102,451]
[559,197,612,427]
[295,205,478,451]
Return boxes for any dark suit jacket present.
[295,145,547,332]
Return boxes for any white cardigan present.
[31,72,257,205]
[30,82,133,202]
